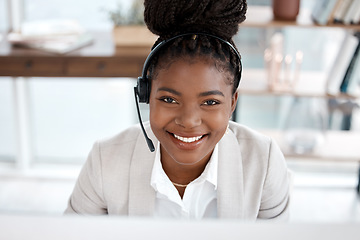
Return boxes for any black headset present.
[134,32,242,152]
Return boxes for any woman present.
[65,0,290,220]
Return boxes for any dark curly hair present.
[144,0,247,94]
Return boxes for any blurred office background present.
[0,0,359,222]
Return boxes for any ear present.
[230,91,239,118]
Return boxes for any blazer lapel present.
[127,122,245,218]
[217,131,245,219]
[128,123,157,216]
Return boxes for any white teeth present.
[173,134,203,143]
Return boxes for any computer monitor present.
[0,214,359,240]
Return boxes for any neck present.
[160,146,212,186]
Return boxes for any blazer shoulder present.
[99,124,143,149]
[228,121,271,145]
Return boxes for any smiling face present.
[149,58,238,169]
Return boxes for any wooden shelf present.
[261,129,360,162]
[242,6,360,31]
[0,31,151,78]
[239,69,358,99]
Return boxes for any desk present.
[0,31,151,78]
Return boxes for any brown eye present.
[161,97,177,104]
[203,100,219,106]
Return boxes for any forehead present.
[152,59,232,93]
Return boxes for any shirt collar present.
[150,142,169,193]
[200,144,218,189]
[150,142,218,192]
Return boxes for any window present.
[2,0,141,166]
[0,0,8,33]
[0,78,16,163]
[29,78,137,164]
[24,0,132,31]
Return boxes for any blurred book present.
[332,0,353,23]
[342,0,360,25]
[7,19,93,54]
[326,32,359,96]
[353,5,360,24]
[340,33,360,94]
[311,0,338,25]
[312,0,360,25]
[345,54,360,96]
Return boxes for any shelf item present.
[345,49,360,96]
[283,98,327,154]
[7,19,94,55]
[340,34,360,94]
[342,0,360,25]
[8,32,94,55]
[311,0,338,26]
[272,0,300,21]
[326,33,360,96]
[112,25,157,47]
[242,6,360,30]
[333,0,353,24]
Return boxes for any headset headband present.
[136,32,242,103]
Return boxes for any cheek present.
[203,105,232,129]
[149,101,173,129]
[149,102,161,125]
[213,104,233,130]
[212,101,233,121]
[149,103,164,140]
[205,111,230,132]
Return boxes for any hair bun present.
[144,0,247,40]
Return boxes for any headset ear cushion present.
[136,77,149,103]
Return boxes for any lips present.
[167,131,208,150]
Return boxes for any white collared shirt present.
[150,143,218,219]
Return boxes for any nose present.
[175,104,201,129]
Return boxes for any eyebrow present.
[198,90,225,97]
[157,87,225,97]
[157,87,182,96]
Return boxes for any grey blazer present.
[65,121,290,221]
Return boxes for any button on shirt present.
[150,143,218,219]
